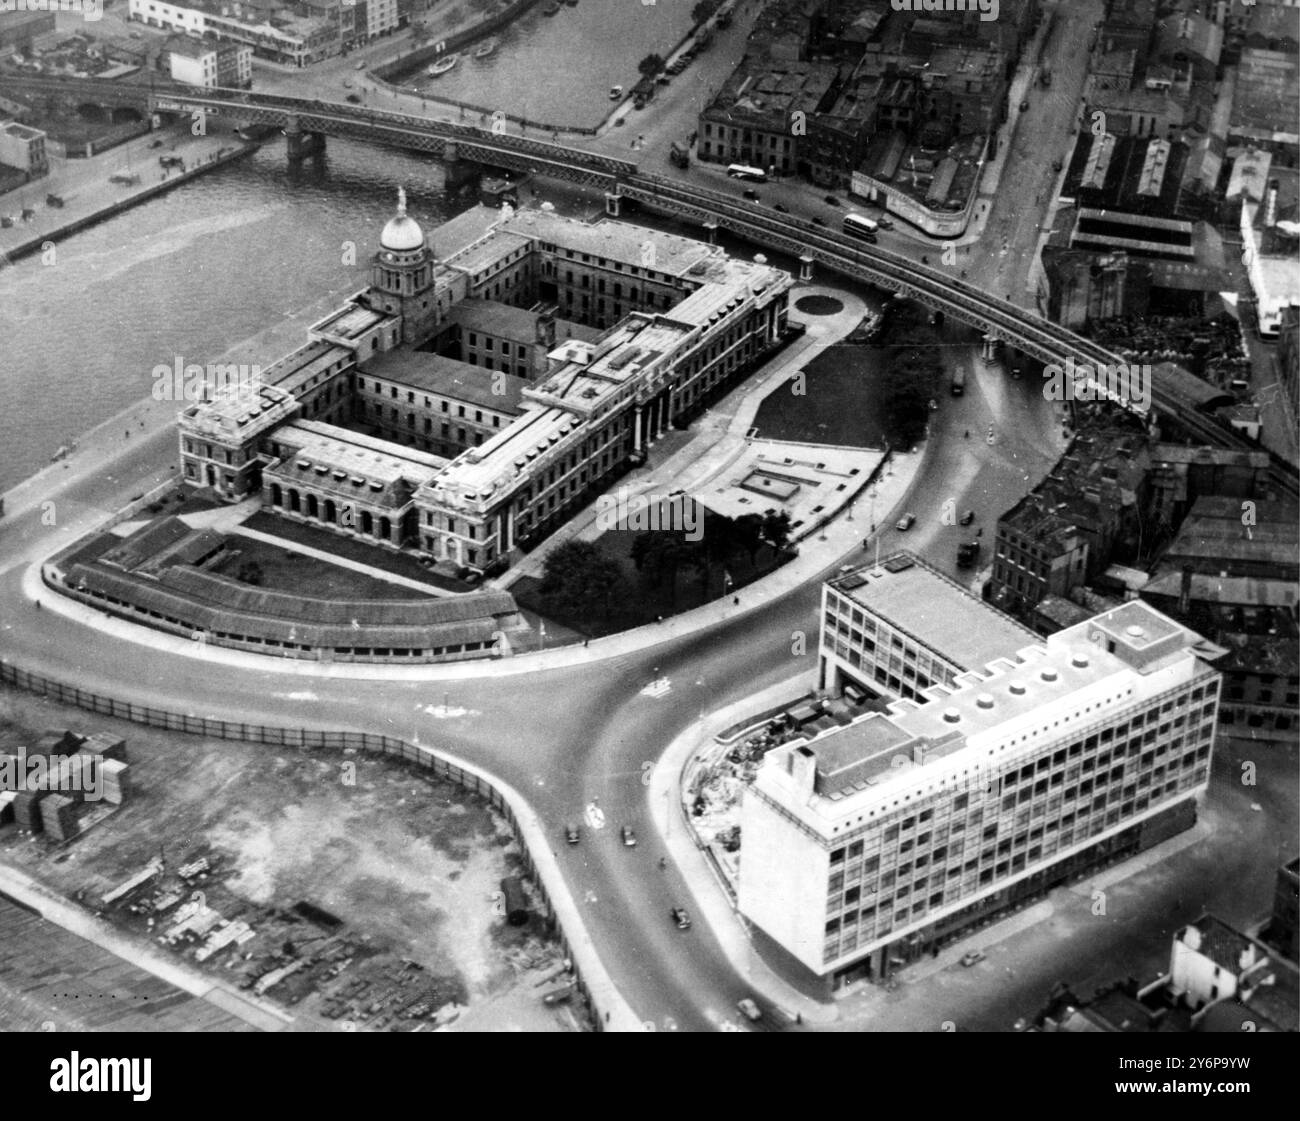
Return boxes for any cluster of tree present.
[538,540,624,623]
[691,0,722,24]
[627,509,792,607]
[875,298,942,448]
[539,509,794,618]
[638,53,665,78]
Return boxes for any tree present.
[638,53,665,78]
[692,0,720,24]
[732,513,763,565]
[760,509,792,554]
[540,540,623,619]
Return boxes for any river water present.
[0,142,456,493]
[405,0,698,128]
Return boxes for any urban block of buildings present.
[164,32,253,89]
[127,0,400,68]
[740,555,1222,989]
[1031,891,1299,1033]
[695,0,1038,231]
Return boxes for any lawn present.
[513,507,794,638]
[239,511,472,593]
[751,341,890,449]
[210,534,435,602]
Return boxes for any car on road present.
[565,823,580,845]
[354,60,366,70]
[823,194,841,206]
[1011,367,1022,379]
[670,906,692,930]
[959,509,975,526]
[876,217,894,230]
[621,825,637,847]
[811,215,826,226]
[737,998,762,1022]
[1019,99,1029,112]
[959,950,985,967]
[742,188,760,201]
[896,513,916,531]
[542,986,574,1005]
[772,202,789,213]
[345,94,361,104]
[148,139,164,149]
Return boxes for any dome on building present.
[380,187,426,252]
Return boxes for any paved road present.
[0,346,1060,1029]
[6,0,1076,1030]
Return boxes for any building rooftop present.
[830,552,1038,673]
[501,208,722,281]
[271,419,446,496]
[704,60,840,132]
[758,599,1215,828]
[309,300,392,344]
[180,381,299,441]
[358,348,526,413]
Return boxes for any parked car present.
[823,194,841,206]
[742,188,760,201]
[670,906,692,930]
[565,823,580,845]
[148,139,164,149]
[542,986,574,1005]
[621,825,637,847]
[354,60,366,70]
[960,950,985,967]
[1020,99,1029,112]
[345,94,361,104]
[811,215,826,226]
[876,217,894,230]
[737,998,762,1022]
[772,202,789,213]
[959,509,975,526]
[896,513,916,531]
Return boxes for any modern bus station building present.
[740,555,1224,991]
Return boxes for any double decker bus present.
[726,164,767,182]
[842,212,879,242]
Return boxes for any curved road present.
[0,344,1060,1030]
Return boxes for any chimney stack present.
[1265,179,1279,228]
[1179,563,1194,617]
[788,745,817,795]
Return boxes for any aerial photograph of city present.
[0,0,1296,1074]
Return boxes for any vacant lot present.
[0,688,583,1032]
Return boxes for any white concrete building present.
[740,593,1223,990]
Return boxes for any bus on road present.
[843,212,879,242]
[727,164,767,182]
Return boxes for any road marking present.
[641,677,672,698]
[584,803,606,830]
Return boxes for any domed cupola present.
[369,187,440,345]
[379,186,427,255]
